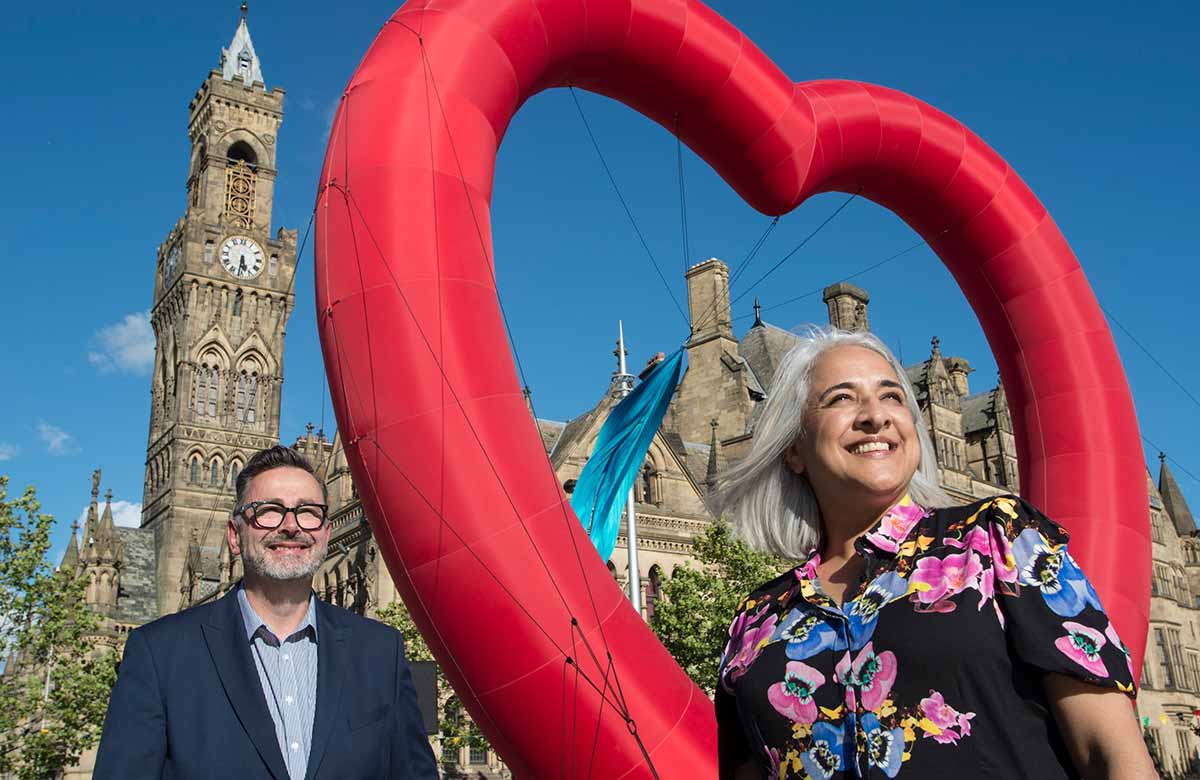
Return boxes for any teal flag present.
[570,348,686,561]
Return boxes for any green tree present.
[0,477,118,779]
[375,600,493,776]
[648,519,791,694]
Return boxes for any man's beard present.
[240,529,327,582]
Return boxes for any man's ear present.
[227,517,242,556]
[783,439,805,475]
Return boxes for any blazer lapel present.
[201,589,290,780]
[304,600,350,780]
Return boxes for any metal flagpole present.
[616,321,642,614]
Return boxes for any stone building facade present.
[52,8,1200,780]
[1141,458,1200,777]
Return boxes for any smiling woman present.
[714,327,1156,779]
[718,328,946,560]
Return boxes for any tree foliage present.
[0,477,118,779]
[375,600,495,776]
[648,519,791,695]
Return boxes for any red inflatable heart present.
[315,1,1149,776]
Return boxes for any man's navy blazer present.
[93,587,439,780]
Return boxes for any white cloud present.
[76,500,142,529]
[111,501,143,528]
[38,422,79,455]
[323,96,342,139]
[88,310,154,375]
[0,443,16,461]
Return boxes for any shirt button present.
[291,741,299,752]
[285,695,294,704]
[282,654,291,662]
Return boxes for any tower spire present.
[705,419,723,491]
[61,519,80,571]
[1159,453,1197,536]
[221,4,264,86]
[100,488,114,528]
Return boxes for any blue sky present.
[1,1,1196,560]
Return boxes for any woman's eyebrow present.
[817,378,904,403]
[816,381,858,403]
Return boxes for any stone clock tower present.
[142,6,297,614]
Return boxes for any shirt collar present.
[783,496,928,615]
[236,584,318,643]
[854,494,929,558]
[793,494,929,573]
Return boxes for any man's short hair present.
[234,445,329,509]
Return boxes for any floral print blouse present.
[716,495,1135,779]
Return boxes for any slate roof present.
[904,361,931,401]
[962,390,997,434]
[549,407,602,469]
[681,441,713,485]
[738,322,801,394]
[111,527,158,626]
[660,431,690,465]
[536,419,566,455]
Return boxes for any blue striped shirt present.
[237,587,319,780]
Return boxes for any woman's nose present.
[857,398,890,430]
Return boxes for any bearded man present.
[95,446,438,780]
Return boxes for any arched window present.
[246,374,257,423]
[237,50,252,79]
[334,568,344,607]
[606,561,618,580]
[189,142,207,207]
[236,373,246,421]
[225,142,258,229]
[159,352,170,403]
[229,460,242,488]
[210,459,221,487]
[232,290,243,317]
[207,366,219,417]
[227,141,257,168]
[643,463,655,504]
[646,566,664,621]
[196,366,208,415]
[236,369,258,423]
[197,363,221,418]
[190,457,200,483]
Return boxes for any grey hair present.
[716,326,949,559]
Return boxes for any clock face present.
[220,236,265,280]
[165,243,180,277]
